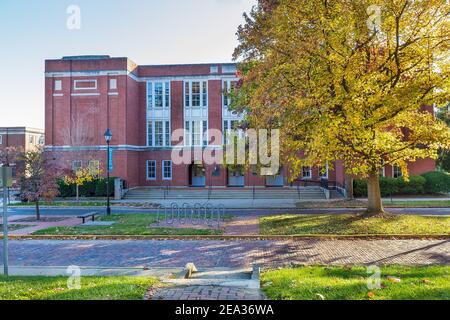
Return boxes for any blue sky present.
[0,0,256,128]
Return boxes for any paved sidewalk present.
[2,239,448,268]
[1,215,80,235]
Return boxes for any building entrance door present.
[190,164,206,187]
[265,167,284,187]
[227,165,245,187]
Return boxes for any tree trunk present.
[345,174,354,199]
[76,185,79,202]
[366,172,384,216]
[35,200,40,221]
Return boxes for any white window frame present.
[302,166,312,179]
[147,81,171,109]
[54,80,62,91]
[319,162,329,179]
[147,120,171,147]
[392,165,402,178]
[223,80,237,108]
[109,78,117,90]
[184,120,208,147]
[88,160,100,178]
[0,135,2,145]
[74,79,97,90]
[222,119,244,144]
[146,160,157,180]
[72,160,82,172]
[162,160,172,180]
[184,80,208,108]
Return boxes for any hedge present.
[353,171,450,197]
[58,178,116,198]
[421,171,450,194]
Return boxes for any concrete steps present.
[164,266,260,290]
[124,187,326,200]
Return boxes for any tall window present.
[165,121,171,147]
[147,82,170,109]
[318,162,328,178]
[192,82,200,107]
[146,160,156,180]
[147,121,170,147]
[223,80,237,107]
[223,120,243,144]
[302,166,312,179]
[202,82,208,106]
[88,160,100,178]
[202,121,208,146]
[72,160,82,173]
[155,121,164,146]
[147,122,153,146]
[162,160,172,180]
[185,81,208,108]
[0,135,2,145]
[192,121,201,146]
[185,120,208,146]
[393,165,402,178]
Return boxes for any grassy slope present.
[0,276,158,300]
[262,266,450,300]
[33,214,224,236]
[260,214,450,235]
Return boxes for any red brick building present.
[0,127,45,182]
[44,56,435,189]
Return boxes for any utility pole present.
[1,166,12,276]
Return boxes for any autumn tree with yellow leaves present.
[64,166,100,202]
[233,0,450,216]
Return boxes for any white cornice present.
[45,70,238,82]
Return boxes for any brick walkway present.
[1,215,80,235]
[3,239,449,267]
[147,285,265,300]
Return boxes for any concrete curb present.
[8,234,450,241]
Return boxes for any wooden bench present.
[77,212,99,224]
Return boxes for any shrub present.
[379,177,399,197]
[58,178,115,198]
[397,175,426,195]
[353,179,368,197]
[57,179,76,197]
[94,178,115,197]
[421,171,450,194]
[79,179,97,197]
[353,175,427,197]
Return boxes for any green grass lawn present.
[261,266,450,300]
[0,276,158,300]
[260,214,450,235]
[33,214,226,236]
[296,199,450,208]
[383,200,450,207]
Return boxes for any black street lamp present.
[104,128,112,216]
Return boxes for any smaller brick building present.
[0,127,45,182]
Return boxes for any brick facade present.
[0,127,45,183]
[44,56,435,188]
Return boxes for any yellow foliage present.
[234,0,450,180]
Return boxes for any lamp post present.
[104,129,112,216]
